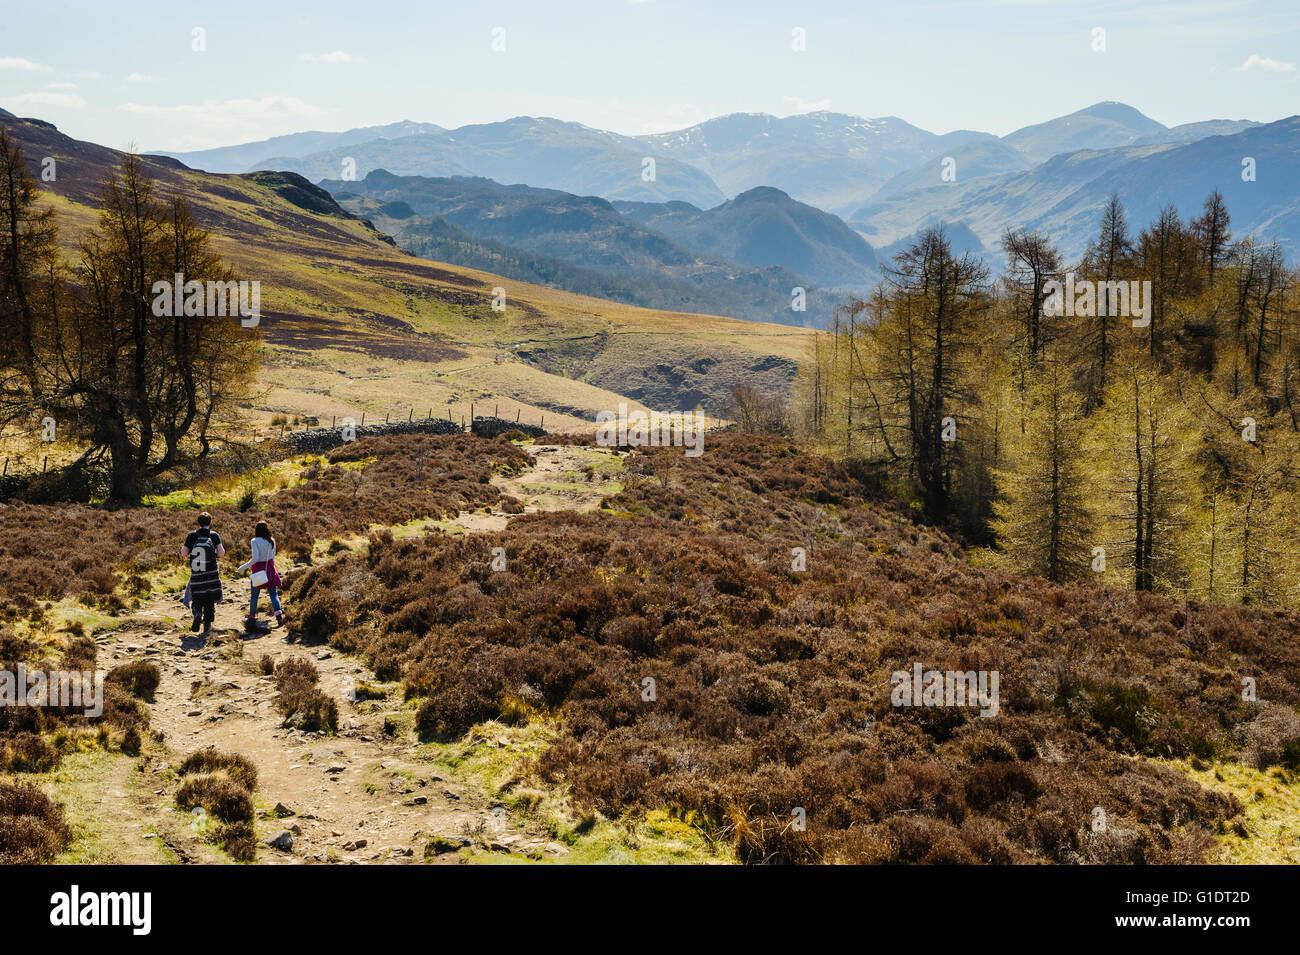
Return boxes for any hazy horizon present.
[2,0,1297,152]
[148,102,1300,157]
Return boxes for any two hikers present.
[236,520,283,629]
[181,513,283,634]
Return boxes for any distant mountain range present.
[871,138,1032,201]
[165,121,444,176]
[637,111,992,215]
[146,100,1300,317]
[172,117,727,207]
[324,170,862,326]
[162,102,1260,213]
[850,114,1300,263]
[1135,119,1261,146]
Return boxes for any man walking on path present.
[181,511,225,636]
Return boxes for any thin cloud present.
[1231,54,1295,73]
[4,91,86,109]
[116,96,330,150]
[118,95,326,119]
[125,72,153,83]
[0,57,52,71]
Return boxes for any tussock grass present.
[0,780,73,863]
[176,747,260,862]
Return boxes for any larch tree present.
[1101,356,1194,592]
[0,128,58,419]
[1076,193,1135,411]
[1001,227,1062,365]
[875,227,990,524]
[992,353,1094,582]
[1192,189,1232,286]
[1135,204,1196,357]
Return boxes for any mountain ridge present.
[324,169,849,326]
[849,115,1300,263]
[614,184,878,288]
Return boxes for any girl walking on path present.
[181,512,225,635]
[238,520,283,628]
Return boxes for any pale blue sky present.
[1,0,1296,151]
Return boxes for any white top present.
[237,537,276,572]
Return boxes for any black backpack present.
[190,530,218,574]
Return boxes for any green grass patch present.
[421,719,732,865]
[1162,758,1300,864]
[143,455,322,511]
[35,749,179,865]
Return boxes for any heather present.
[286,433,1296,863]
[0,433,528,621]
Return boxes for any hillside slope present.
[0,112,812,422]
[287,432,1300,863]
[871,138,1033,200]
[8,430,1295,864]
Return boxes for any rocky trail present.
[88,444,622,864]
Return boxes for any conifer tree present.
[1192,189,1232,285]
[1076,193,1134,410]
[992,354,1093,582]
[1100,356,1194,592]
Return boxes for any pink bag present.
[250,557,280,589]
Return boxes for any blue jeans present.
[250,583,281,617]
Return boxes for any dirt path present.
[447,442,622,532]
[89,444,623,864]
